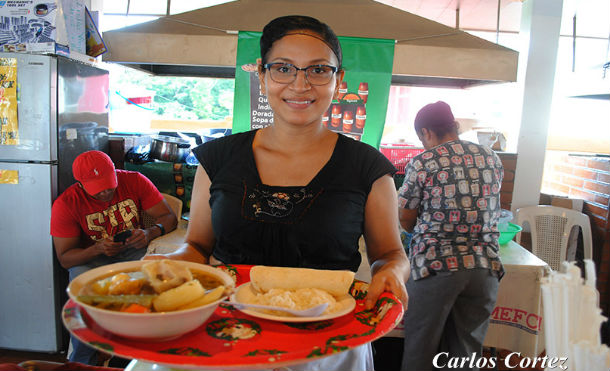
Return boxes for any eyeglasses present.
[263,63,338,86]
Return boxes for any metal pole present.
[496,0,501,44]
[572,14,576,72]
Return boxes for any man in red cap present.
[50,150,177,365]
[398,101,504,370]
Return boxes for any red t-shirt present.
[51,170,164,241]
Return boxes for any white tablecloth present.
[484,240,550,357]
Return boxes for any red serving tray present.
[63,265,403,370]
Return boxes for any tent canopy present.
[102,0,518,87]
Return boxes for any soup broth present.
[77,262,227,313]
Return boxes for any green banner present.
[233,31,394,148]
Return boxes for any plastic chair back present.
[515,205,592,271]
[142,193,183,228]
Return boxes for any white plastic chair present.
[142,193,183,228]
[515,205,593,271]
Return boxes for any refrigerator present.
[0,52,109,352]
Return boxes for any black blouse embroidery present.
[242,182,321,223]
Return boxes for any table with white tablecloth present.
[483,240,550,358]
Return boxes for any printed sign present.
[85,6,106,57]
[0,57,18,145]
[0,0,85,54]
[0,169,18,184]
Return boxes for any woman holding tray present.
[147,15,410,370]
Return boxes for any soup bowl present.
[67,260,235,341]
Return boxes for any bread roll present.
[249,266,355,297]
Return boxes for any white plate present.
[229,282,356,323]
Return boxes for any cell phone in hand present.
[113,230,132,243]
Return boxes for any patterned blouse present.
[398,140,505,280]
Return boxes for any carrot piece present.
[122,303,151,313]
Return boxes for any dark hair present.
[260,15,343,68]
[414,101,458,137]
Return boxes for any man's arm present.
[124,199,178,249]
[145,199,179,237]
[53,235,124,269]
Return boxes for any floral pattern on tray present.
[63,264,403,370]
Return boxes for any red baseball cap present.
[72,151,118,195]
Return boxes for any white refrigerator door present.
[0,162,60,351]
[0,52,56,162]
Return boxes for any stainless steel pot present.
[149,135,191,162]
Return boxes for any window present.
[108,64,234,134]
[381,82,521,152]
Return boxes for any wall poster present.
[0,0,85,54]
[0,169,18,184]
[233,31,394,148]
[0,57,18,145]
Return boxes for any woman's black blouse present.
[192,130,396,272]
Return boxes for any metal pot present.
[149,135,191,162]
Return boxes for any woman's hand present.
[366,263,409,311]
[142,244,209,264]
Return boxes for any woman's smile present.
[283,98,315,109]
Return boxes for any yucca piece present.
[153,279,205,312]
[178,285,226,310]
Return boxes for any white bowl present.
[67,260,234,341]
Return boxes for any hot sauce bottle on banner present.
[337,81,348,100]
[330,104,342,128]
[355,105,366,130]
[358,82,369,104]
[342,110,353,133]
[322,109,330,128]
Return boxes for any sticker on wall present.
[0,169,18,184]
[0,57,19,145]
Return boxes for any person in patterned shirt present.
[398,101,504,370]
